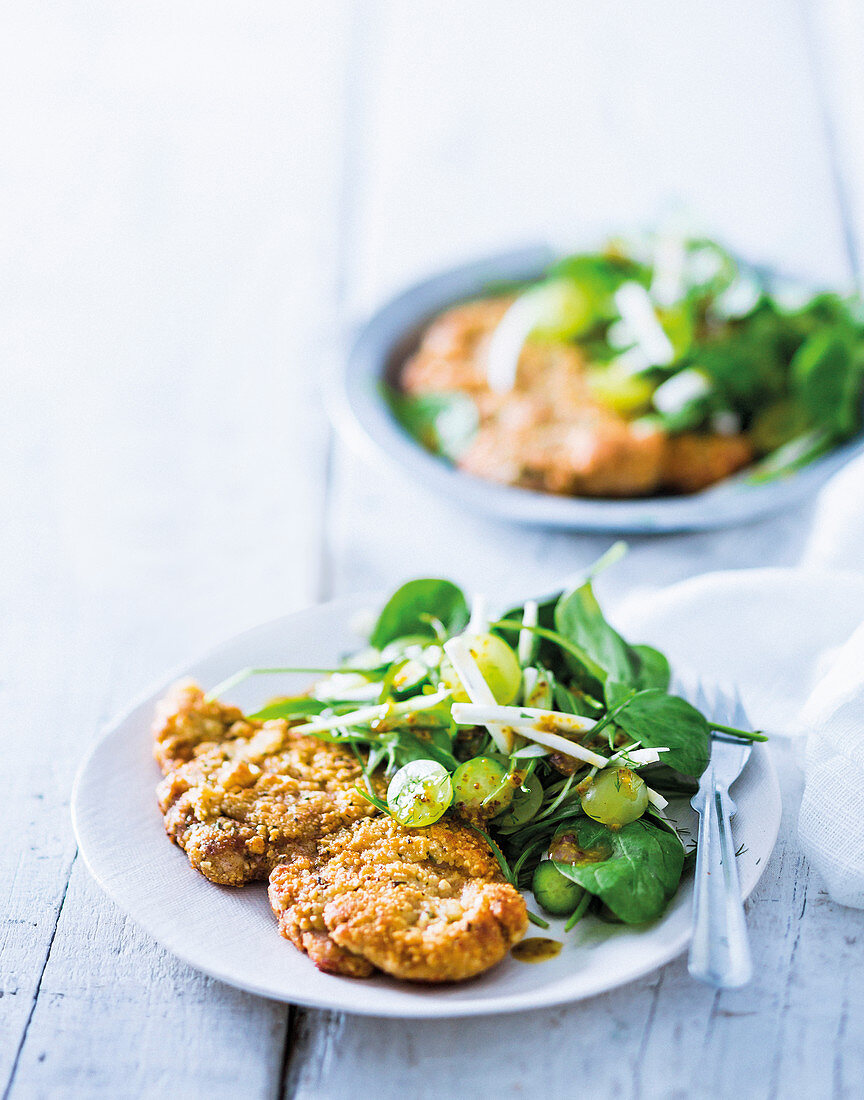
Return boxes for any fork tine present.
[693,678,710,714]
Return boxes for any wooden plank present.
[344,0,853,325]
[9,861,288,1098]
[2,2,351,1095]
[808,0,864,283]
[309,2,863,1098]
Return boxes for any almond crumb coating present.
[269,815,527,981]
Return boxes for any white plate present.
[331,246,864,532]
[72,594,781,1018]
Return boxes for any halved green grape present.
[451,756,514,817]
[586,362,656,418]
[493,773,544,828]
[390,658,429,696]
[532,860,587,917]
[580,766,648,827]
[387,760,453,827]
[528,279,595,341]
[439,632,521,704]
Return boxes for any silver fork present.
[688,683,753,989]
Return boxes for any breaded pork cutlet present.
[268,814,528,981]
[154,682,527,981]
[153,681,376,886]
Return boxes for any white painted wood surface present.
[3,3,863,1097]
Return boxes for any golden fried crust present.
[153,680,253,771]
[154,681,376,886]
[401,297,513,395]
[660,432,753,494]
[268,815,528,982]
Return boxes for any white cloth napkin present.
[612,451,864,908]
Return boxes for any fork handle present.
[688,775,752,988]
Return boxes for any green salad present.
[392,234,864,485]
[211,547,764,929]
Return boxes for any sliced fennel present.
[518,600,539,666]
[613,282,675,368]
[442,635,516,752]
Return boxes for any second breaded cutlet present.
[269,815,528,981]
[153,681,377,886]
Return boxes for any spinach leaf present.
[689,326,785,415]
[370,579,469,649]
[553,681,603,718]
[612,689,710,777]
[791,330,861,437]
[249,697,329,720]
[553,816,685,924]
[387,388,478,461]
[554,579,639,688]
[631,645,671,692]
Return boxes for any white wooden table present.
[4,3,864,1097]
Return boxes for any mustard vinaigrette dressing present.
[511,938,563,963]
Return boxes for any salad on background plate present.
[388,234,864,501]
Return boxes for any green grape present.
[529,280,594,341]
[390,658,429,696]
[493,773,543,827]
[387,760,453,827]
[532,860,586,917]
[439,632,521,704]
[586,362,656,418]
[452,756,514,817]
[580,766,649,827]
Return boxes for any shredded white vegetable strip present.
[514,725,609,768]
[614,281,675,367]
[653,367,711,414]
[518,599,538,666]
[451,702,596,735]
[485,291,546,393]
[650,232,685,307]
[451,701,605,767]
[512,743,551,759]
[608,746,669,767]
[467,593,489,635]
[443,636,515,752]
[291,689,451,736]
[313,673,383,703]
[646,787,669,810]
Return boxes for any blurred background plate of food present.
[332,237,864,532]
